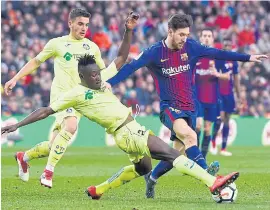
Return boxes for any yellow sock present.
[25,141,50,161]
[96,165,140,195]
[47,129,72,168]
[173,155,215,187]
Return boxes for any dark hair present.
[223,37,232,42]
[78,54,96,71]
[200,28,214,36]
[168,14,193,30]
[69,8,91,20]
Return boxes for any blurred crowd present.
[1,1,270,117]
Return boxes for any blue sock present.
[201,134,211,159]
[196,130,201,148]
[222,123,229,150]
[212,118,221,145]
[185,146,208,169]
[151,161,173,180]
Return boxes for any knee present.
[204,124,212,136]
[135,164,152,176]
[63,117,78,134]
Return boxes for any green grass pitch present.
[2,146,270,210]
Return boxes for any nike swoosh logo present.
[161,58,169,62]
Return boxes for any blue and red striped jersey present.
[108,38,249,111]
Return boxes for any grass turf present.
[2,146,270,210]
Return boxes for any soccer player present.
[195,29,232,159]
[2,54,240,200]
[3,9,134,188]
[210,38,241,156]
[107,14,267,198]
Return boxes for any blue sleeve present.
[189,39,250,62]
[233,61,238,74]
[107,47,153,86]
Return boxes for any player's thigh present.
[220,111,226,122]
[173,118,196,146]
[147,134,180,163]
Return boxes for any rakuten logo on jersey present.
[196,69,212,76]
[162,64,190,76]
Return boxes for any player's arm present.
[1,107,55,134]
[100,12,139,81]
[107,44,154,86]
[4,39,56,95]
[1,90,77,135]
[191,39,268,62]
[211,69,231,80]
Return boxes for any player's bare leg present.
[15,124,59,182]
[41,116,77,188]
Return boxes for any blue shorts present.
[197,102,218,122]
[220,95,235,113]
[159,105,197,141]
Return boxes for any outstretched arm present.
[1,107,54,134]
[192,39,268,62]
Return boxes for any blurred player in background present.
[4,8,106,186]
[108,14,267,198]
[195,29,232,159]
[210,38,241,156]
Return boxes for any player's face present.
[223,40,232,51]
[85,66,102,90]
[169,27,190,50]
[69,16,89,40]
[200,30,214,47]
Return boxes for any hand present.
[1,124,18,135]
[249,54,268,63]
[125,12,139,31]
[209,68,220,77]
[104,82,112,91]
[4,78,17,95]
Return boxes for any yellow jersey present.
[50,62,130,134]
[35,35,105,103]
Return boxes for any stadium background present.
[1,1,270,210]
[1,1,270,147]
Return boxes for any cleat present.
[220,149,232,156]
[207,161,220,176]
[85,186,102,200]
[209,145,218,155]
[15,152,29,182]
[144,172,157,199]
[210,172,239,195]
[40,169,53,188]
